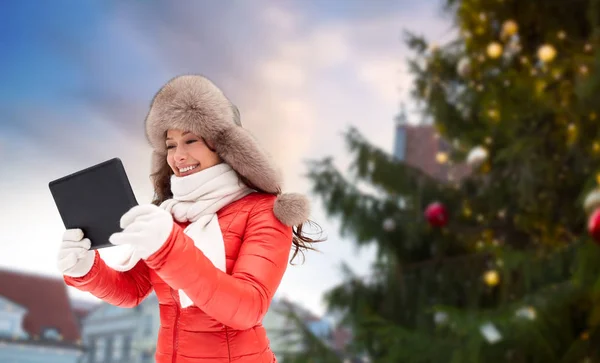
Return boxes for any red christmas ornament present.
[425,202,448,227]
[587,208,600,243]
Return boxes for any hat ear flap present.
[214,126,282,194]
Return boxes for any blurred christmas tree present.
[290,0,600,362]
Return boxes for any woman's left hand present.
[109,204,174,259]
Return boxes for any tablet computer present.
[49,158,138,250]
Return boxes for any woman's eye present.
[186,139,198,145]
[166,145,175,150]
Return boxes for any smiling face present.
[165,129,222,177]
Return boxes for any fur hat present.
[144,74,310,227]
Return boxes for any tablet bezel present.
[49,158,138,250]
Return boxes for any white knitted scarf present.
[102,163,253,307]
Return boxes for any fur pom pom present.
[273,193,310,226]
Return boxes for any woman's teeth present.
[180,165,199,173]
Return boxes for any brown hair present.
[150,141,325,264]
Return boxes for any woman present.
[56,74,321,363]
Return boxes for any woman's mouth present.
[179,164,199,175]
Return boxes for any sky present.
[0,0,453,315]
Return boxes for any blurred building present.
[70,299,100,332]
[77,293,158,363]
[77,293,344,362]
[262,297,353,360]
[263,297,322,357]
[0,268,85,363]
[393,112,471,183]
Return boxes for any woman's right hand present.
[57,229,96,278]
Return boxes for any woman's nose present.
[174,147,187,161]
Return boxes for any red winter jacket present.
[64,193,292,363]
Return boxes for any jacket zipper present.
[171,289,180,363]
[225,325,231,362]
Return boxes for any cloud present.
[259,60,308,89]
[92,1,450,191]
[262,5,299,33]
[1,0,452,315]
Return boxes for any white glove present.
[109,204,174,260]
[57,229,96,278]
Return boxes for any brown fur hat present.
[144,74,310,226]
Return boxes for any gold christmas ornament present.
[487,108,500,121]
[463,206,472,217]
[484,270,500,286]
[436,152,449,164]
[501,20,518,38]
[537,44,557,63]
[487,42,503,59]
